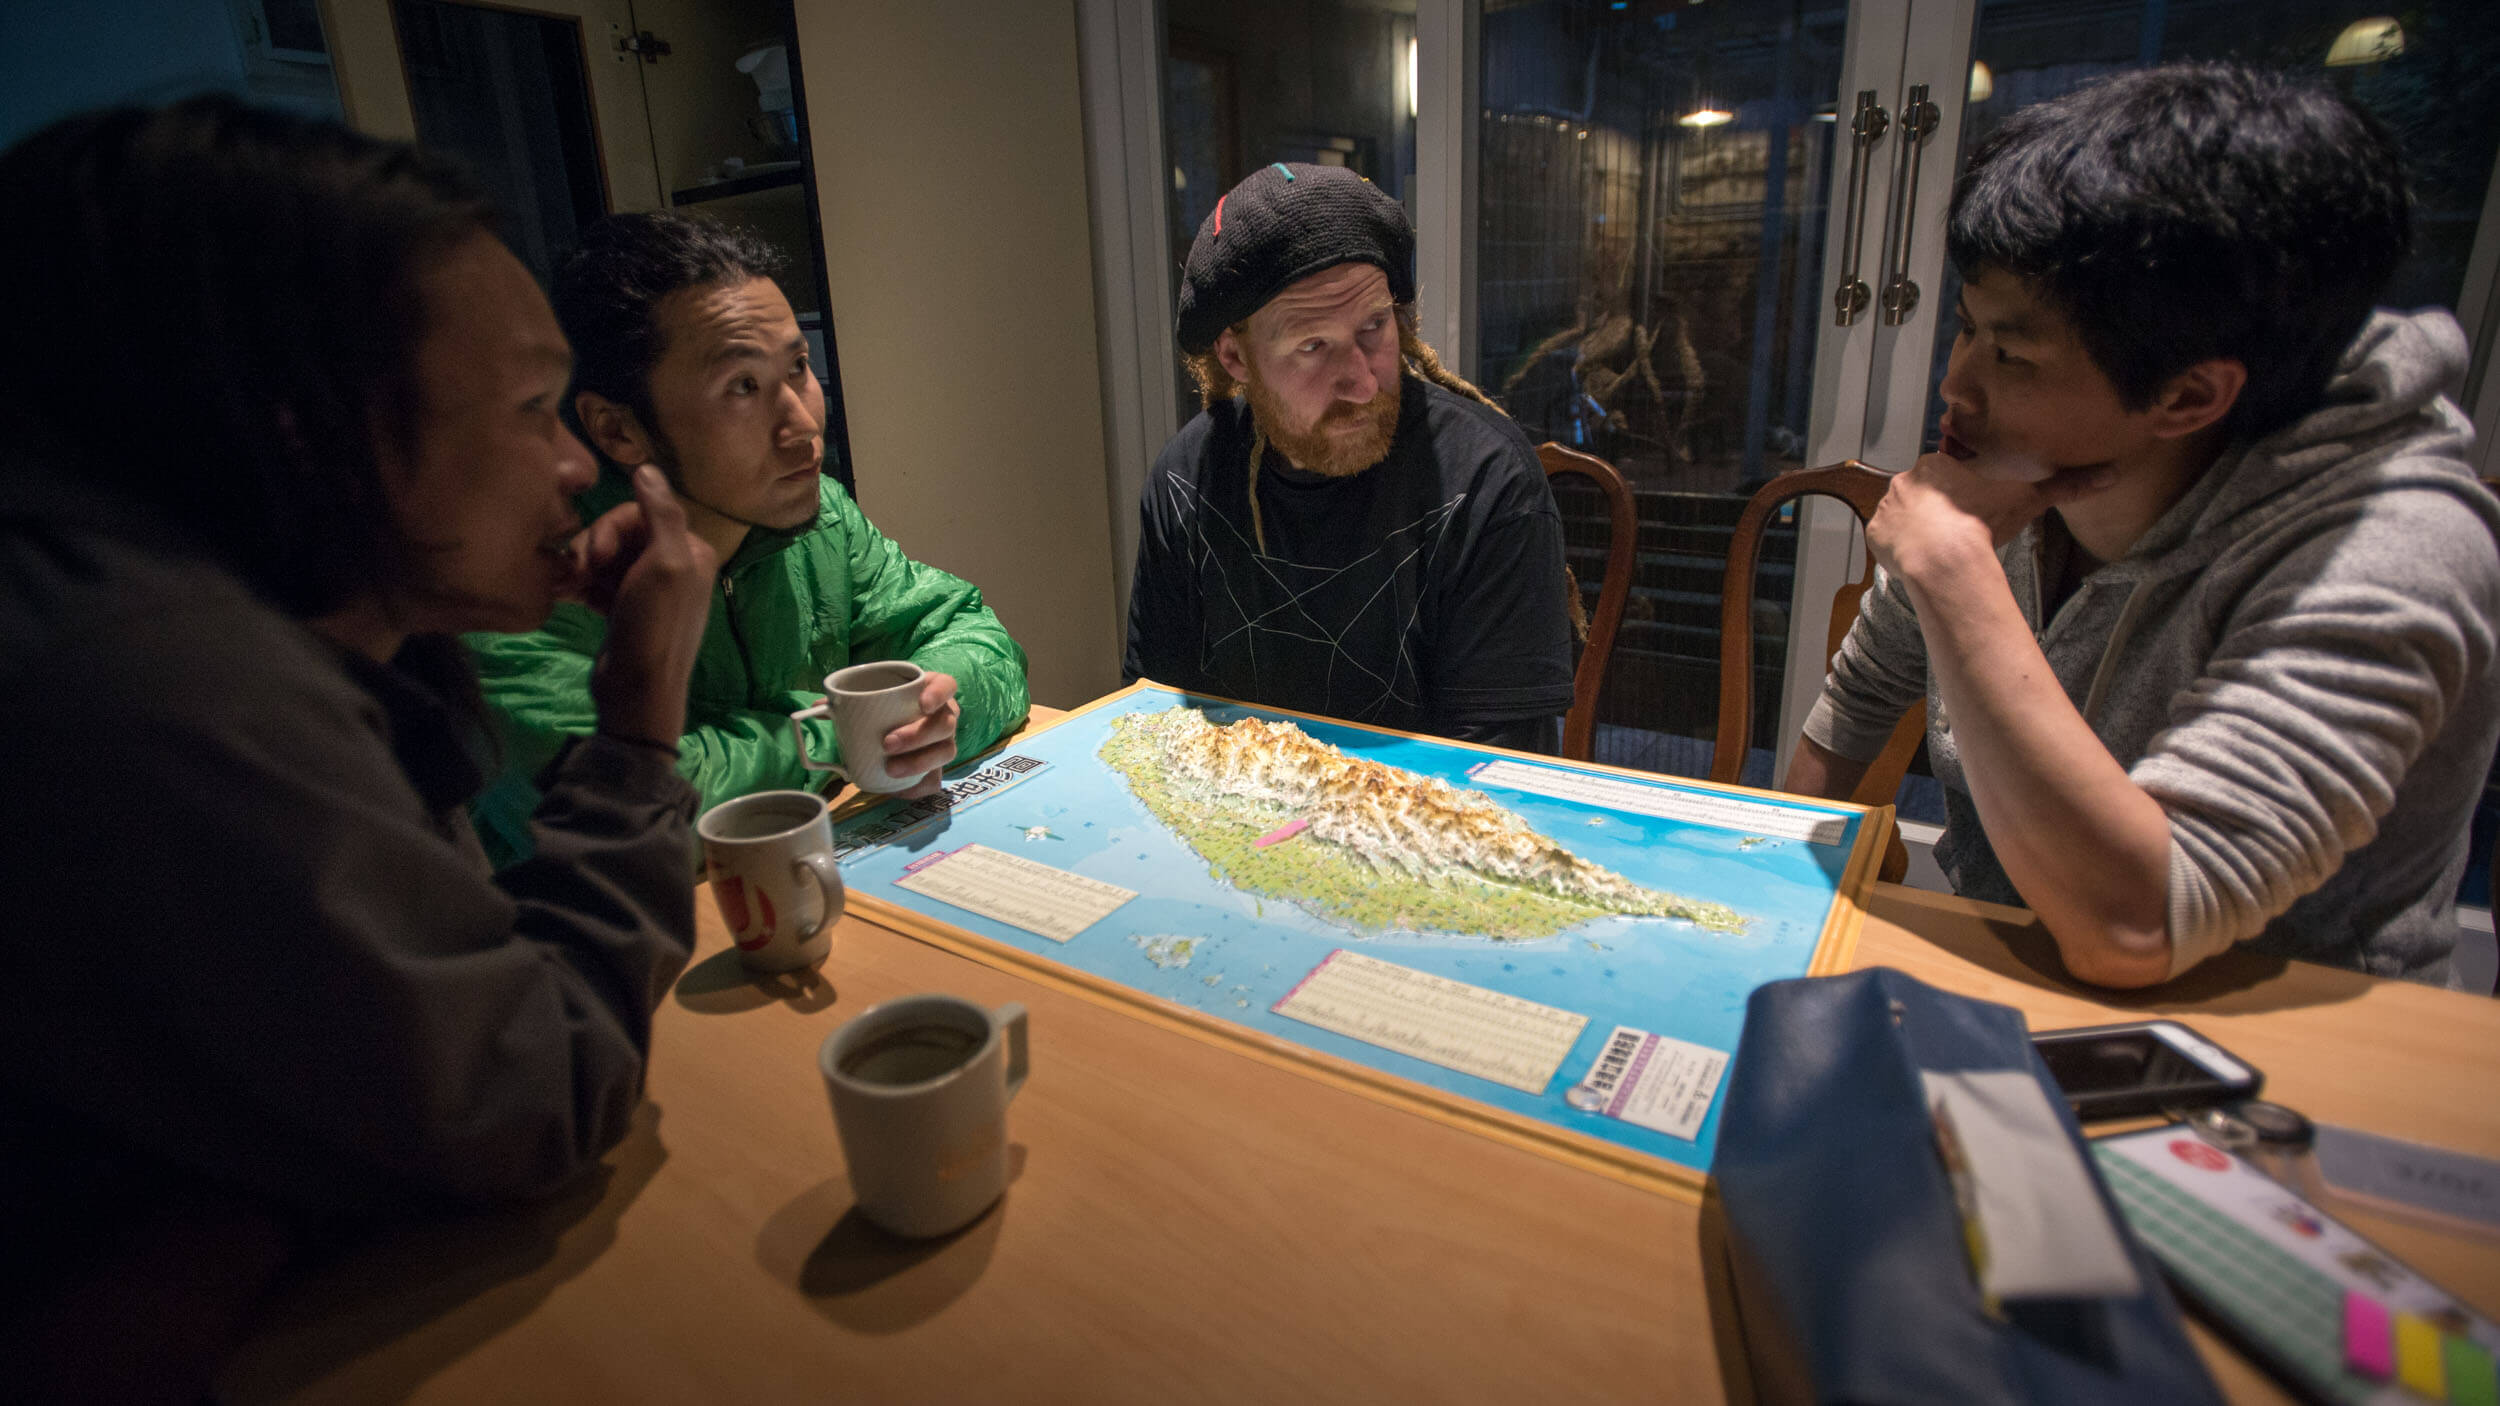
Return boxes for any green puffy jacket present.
[467,471,1030,867]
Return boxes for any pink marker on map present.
[1256,818,1310,848]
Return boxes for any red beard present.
[1244,373,1401,477]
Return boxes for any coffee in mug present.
[818,994,1029,1238]
[697,790,844,973]
[838,1022,982,1085]
[789,660,934,794]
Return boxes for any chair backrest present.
[1714,461,1925,882]
[1537,442,1638,761]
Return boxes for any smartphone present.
[2030,1020,2262,1120]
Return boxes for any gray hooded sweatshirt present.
[1805,309,2500,984]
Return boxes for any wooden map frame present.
[836,680,1892,1201]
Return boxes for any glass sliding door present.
[1473,0,1899,784]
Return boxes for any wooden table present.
[220,724,2500,1404]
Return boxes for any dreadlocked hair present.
[1393,306,1501,410]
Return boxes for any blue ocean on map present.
[832,685,1867,1175]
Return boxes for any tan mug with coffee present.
[818,994,1029,1238]
[789,660,933,794]
[697,790,844,973]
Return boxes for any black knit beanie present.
[1174,162,1416,355]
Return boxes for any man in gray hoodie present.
[1787,63,2500,989]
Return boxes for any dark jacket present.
[0,465,699,1316]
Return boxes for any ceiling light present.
[1678,108,1733,128]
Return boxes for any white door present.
[1778,0,1968,778]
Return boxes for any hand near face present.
[580,465,718,750]
[1867,451,2117,583]
[878,672,961,799]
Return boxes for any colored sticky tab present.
[2343,1292,2394,1380]
[2445,1334,2497,1406]
[2395,1314,2446,1399]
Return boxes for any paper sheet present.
[1466,759,1850,845]
[893,843,1135,942]
[1920,1070,2141,1300]
[1569,1026,1727,1141]
[1273,950,1588,1094]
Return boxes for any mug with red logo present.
[696,790,844,973]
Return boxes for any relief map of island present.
[1098,706,1744,940]
[828,683,1875,1177]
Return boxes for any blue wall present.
[0,0,340,152]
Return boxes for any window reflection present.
[1478,1,1845,776]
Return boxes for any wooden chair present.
[1713,461,1926,883]
[1538,443,1638,762]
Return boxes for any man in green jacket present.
[468,213,1029,866]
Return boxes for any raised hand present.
[581,465,717,751]
[1868,451,2117,583]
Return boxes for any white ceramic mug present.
[696,790,844,973]
[818,994,1029,1239]
[790,660,932,794]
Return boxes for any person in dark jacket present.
[0,100,717,1399]
[1125,163,1577,752]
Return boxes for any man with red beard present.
[1125,162,1575,752]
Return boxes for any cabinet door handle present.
[1832,89,1889,327]
[1879,83,1940,326]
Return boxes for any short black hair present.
[0,97,497,617]
[1946,62,2411,441]
[551,211,785,450]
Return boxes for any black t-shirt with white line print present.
[1123,375,1576,743]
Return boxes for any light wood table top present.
[221,716,2500,1404]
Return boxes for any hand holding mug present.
[790,662,959,795]
[878,673,960,799]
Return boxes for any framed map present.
[832,681,1889,1196]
